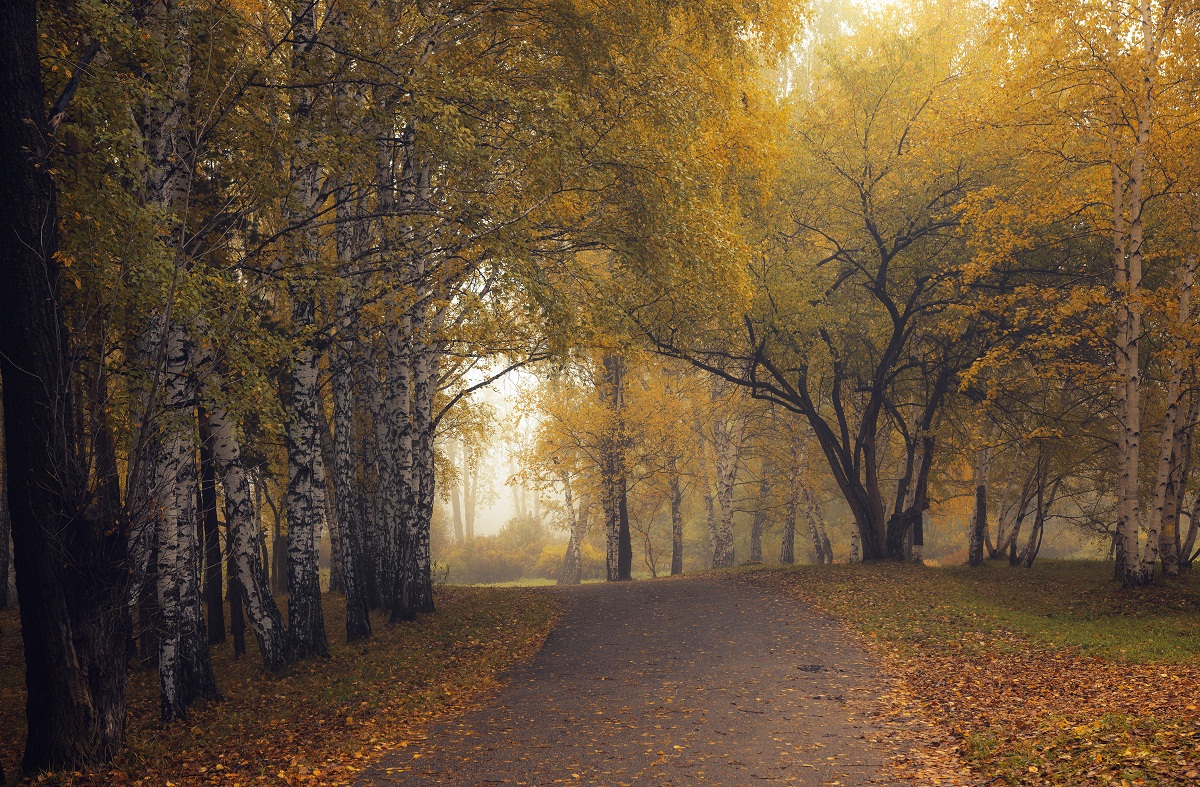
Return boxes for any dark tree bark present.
[749,460,772,563]
[138,538,159,669]
[1,4,130,768]
[617,474,632,581]
[198,407,226,644]
[226,545,246,657]
[668,457,684,575]
[0,374,9,609]
[329,266,371,641]
[968,445,989,567]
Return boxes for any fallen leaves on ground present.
[740,562,1200,786]
[0,586,558,786]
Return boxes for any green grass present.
[770,559,1200,664]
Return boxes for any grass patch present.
[743,561,1200,786]
[0,586,558,786]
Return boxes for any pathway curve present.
[361,574,890,786]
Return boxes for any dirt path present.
[361,575,890,786]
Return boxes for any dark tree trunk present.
[226,545,246,657]
[330,280,371,641]
[198,407,226,644]
[968,445,988,567]
[749,461,772,563]
[1,3,130,767]
[617,474,632,581]
[317,398,344,594]
[138,538,159,669]
[0,375,9,608]
[668,459,684,575]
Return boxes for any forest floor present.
[0,586,557,786]
[359,574,963,787]
[741,560,1200,786]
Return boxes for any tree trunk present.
[0,375,9,608]
[557,472,582,585]
[226,543,246,658]
[407,334,438,613]
[384,317,416,622]
[749,459,771,563]
[330,252,371,641]
[464,451,477,541]
[197,407,225,644]
[711,404,744,568]
[449,440,465,544]
[780,460,797,566]
[284,296,331,658]
[1181,494,1200,570]
[202,394,291,671]
[318,399,344,594]
[968,443,990,567]
[599,354,631,581]
[802,486,832,564]
[1147,255,1195,578]
[155,324,219,721]
[668,457,684,575]
[1,8,134,759]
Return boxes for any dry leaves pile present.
[0,586,558,786]
[742,563,1200,786]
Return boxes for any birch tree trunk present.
[802,486,833,564]
[1142,253,1195,577]
[156,323,219,721]
[407,330,439,614]
[711,408,744,569]
[330,229,371,640]
[284,290,331,658]
[201,399,290,670]
[384,318,416,621]
[557,472,582,585]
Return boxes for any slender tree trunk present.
[464,453,477,541]
[599,354,631,581]
[558,472,582,585]
[0,374,9,609]
[202,394,290,671]
[711,403,744,568]
[802,486,833,564]
[284,300,331,658]
[226,543,246,658]
[155,324,219,721]
[968,443,990,567]
[318,400,344,594]
[330,246,371,641]
[407,334,438,613]
[1145,255,1195,578]
[1181,494,1200,570]
[449,440,465,544]
[749,459,771,563]
[385,317,416,622]
[781,458,798,566]
[197,407,225,644]
[668,457,684,575]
